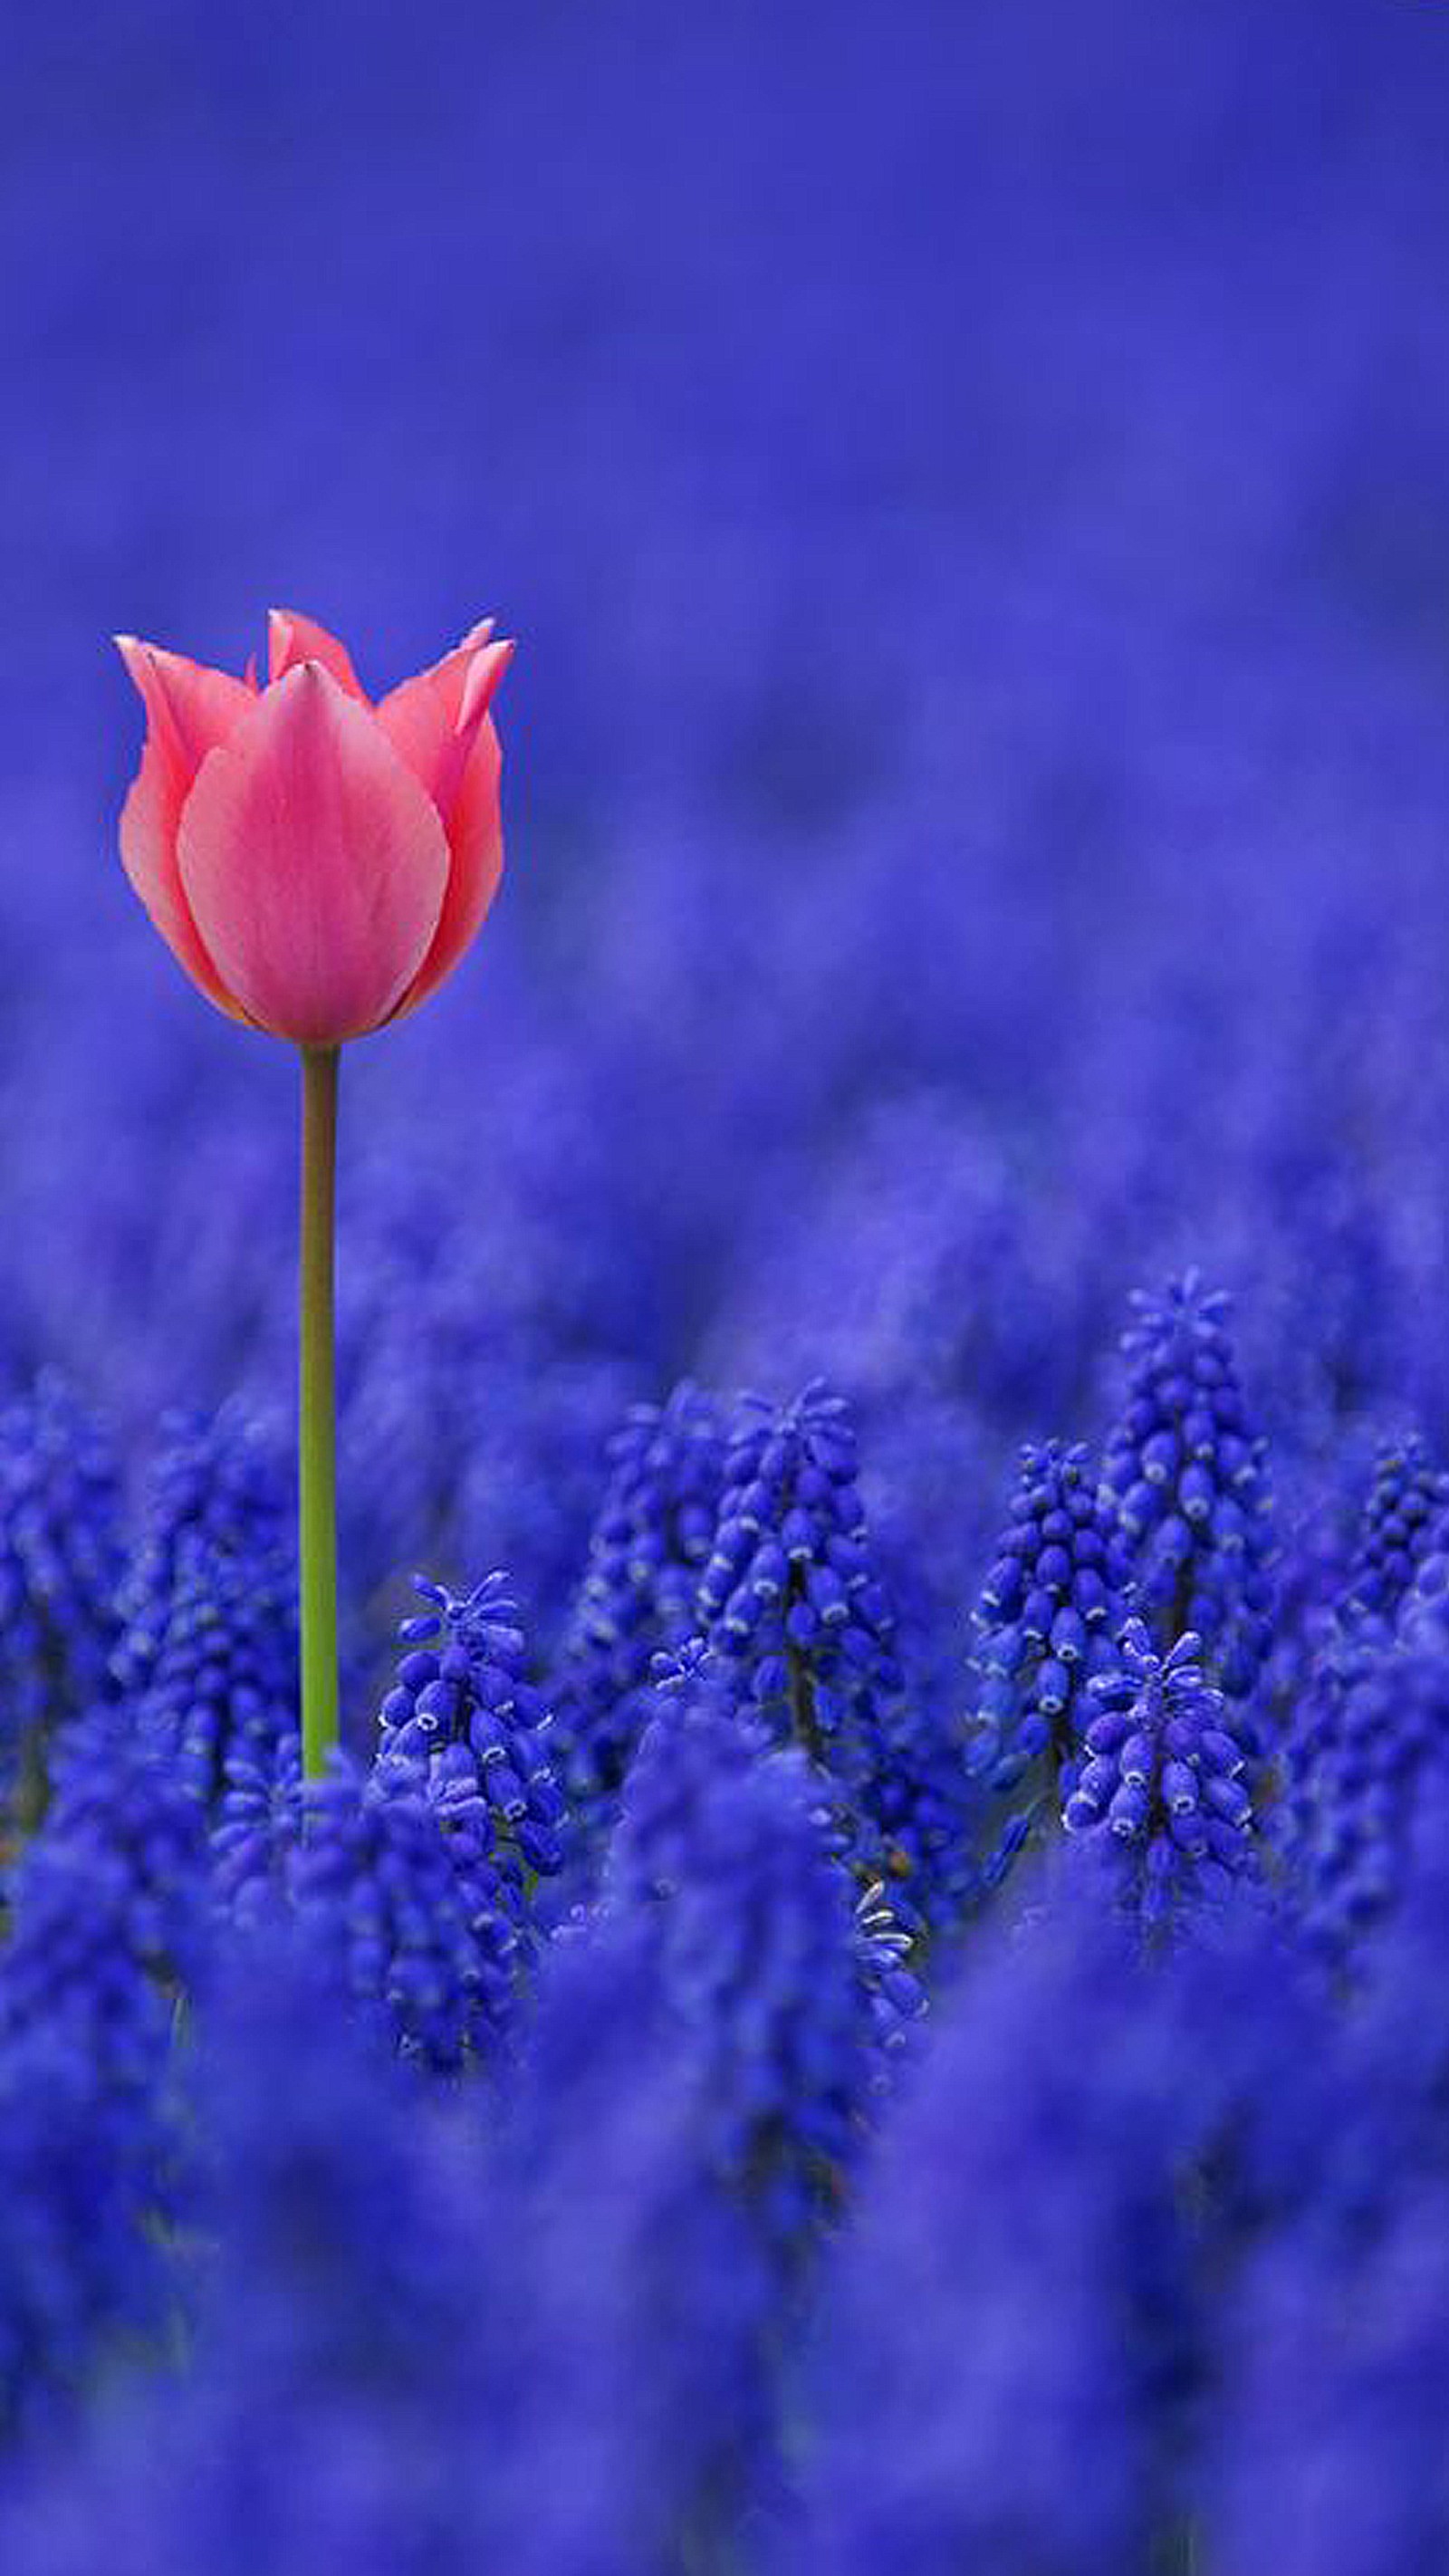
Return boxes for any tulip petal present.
[267,608,367,701]
[377,633,511,827]
[418,615,498,723]
[177,664,450,1045]
[118,637,255,771]
[115,637,256,1017]
[391,709,505,1018]
[374,620,499,807]
[458,639,508,734]
[378,633,513,1019]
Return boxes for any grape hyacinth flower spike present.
[1063,1618,1255,1929]
[116,610,513,1773]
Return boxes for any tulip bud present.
[115,609,513,1045]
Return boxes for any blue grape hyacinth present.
[2,1706,211,2071]
[1286,1625,1449,1959]
[966,1436,1135,1880]
[378,1570,570,1939]
[1063,1620,1255,1929]
[1336,1432,1449,1640]
[696,1382,898,1783]
[210,1729,303,1925]
[0,1374,123,1809]
[1105,1274,1277,1710]
[286,1754,513,2070]
[0,1703,210,2431]
[606,1656,922,2252]
[552,1380,727,1814]
[111,1407,297,1805]
[697,1379,966,1924]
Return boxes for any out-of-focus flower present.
[552,1382,728,1822]
[0,1373,123,1808]
[772,1892,1161,2576]
[0,1702,211,2433]
[111,1406,296,1806]
[212,1731,303,1926]
[115,610,512,1045]
[605,1659,921,2249]
[286,1755,508,2071]
[1208,2180,1449,2576]
[1285,1631,1449,1959]
[1338,1432,1449,1641]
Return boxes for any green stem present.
[299,1043,341,1779]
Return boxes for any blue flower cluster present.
[553,1380,726,1812]
[332,1117,646,1652]
[697,1385,894,1776]
[1337,1434,1449,1639]
[1063,1621,1255,1930]
[967,1437,1135,1879]
[697,1380,972,1927]
[0,1376,121,1806]
[0,1704,208,2434]
[111,1406,296,1802]
[6,1232,1449,2562]
[1286,1628,1449,1960]
[286,1756,509,2070]
[606,1658,922,2247]
[379,1570,568,1911]
[1105,1275,1277,1708]
[771,1888,1318,2576]
[1278,1449,1449,1958]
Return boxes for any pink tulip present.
[115,608,513,1045]
[113,606,517,1782]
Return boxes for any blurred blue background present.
[5,0,1449,1653]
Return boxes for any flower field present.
[3,4,1449,2567]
